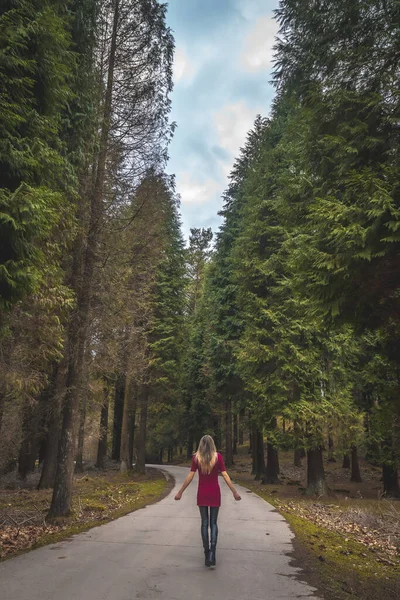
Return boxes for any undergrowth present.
[241,481,400,600]
[0,470,168,561]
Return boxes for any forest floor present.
[0,462,170,561]
[227,446,400,600]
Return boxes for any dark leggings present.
[199,506,219,550]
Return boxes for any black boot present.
[204,548,211,567]
[208,545,216,567]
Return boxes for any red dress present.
[191,452,226,507]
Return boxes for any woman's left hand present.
[233,491,241,501]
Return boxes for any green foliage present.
[274,0,400,327]
[0,0,76,308]
[149,175,186,399]
[187,0,400,483]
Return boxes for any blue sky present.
[166,0,279,239]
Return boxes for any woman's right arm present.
[221,471,241,501]
[174,470,195,500]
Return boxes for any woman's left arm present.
[221,471,241,500]
[174,471,195,500]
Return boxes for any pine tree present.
[49,0,174,516]
[181,269,215,455]
[204,118,269,467]
[135,174,186,473]
[274,0,400,327]
[272,0,400,494]
[0,0,74,309]
[0,0,92,472]
[181,228,213,456]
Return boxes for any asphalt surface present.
[0,465,320,599]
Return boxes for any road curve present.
[0,465,320,599]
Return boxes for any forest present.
[0,0,399,539]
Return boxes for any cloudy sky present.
[166,0,279,239]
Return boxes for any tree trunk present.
[233,412,238,455]
[75,396,87,473]
[238,408,244,445]
[224,399,233,467]
[18,431,37,478]
[263,442,280,484]
[251,422,256,473]
[249,428,252,454]
[306,447,328,495]
[48,0,120,519]
[112,374,125,460]
[382,463,400,498]
[257,429,265,480]
[293,420,304,467]
[96,383,109,469]
[252,423,265,480]
[186,433,194,459]
[294,448,303,467]
[0,386,6,439]
[128,391,137,469]
[327,432,336,462]
[47,352,83,517]
[38,364,65,490]
[38,403,61,489]
[38,438,47,465]
[120,375,136,472]
[350,446,362,482]
[342,453,350,468]
[213,416,221,451]
[135,384,149,475]
[18,389,48,478]
[18,402,39,479]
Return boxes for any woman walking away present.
[174,435,241,567]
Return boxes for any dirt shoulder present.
[240,481,400,600]
[0,465,173,561]
[228,448,400,600]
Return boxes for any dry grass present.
[0,466,168,560]
[226,446,400,599]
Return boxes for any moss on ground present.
[0,470,169,561]
[239,481,400,600]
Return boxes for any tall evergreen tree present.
[205,119,268,467]
[49,0,174,516]
[181,228,213,456]
[272,0,400,494]
[135,174,185,473]
[0,0,74,309]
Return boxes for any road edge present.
[1,468,175,563]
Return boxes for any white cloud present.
[241,15,278,71]
[177,102,263,214]
[213,102,259,160]
[236,0,272,21]
[173,47,195,84]
[178,172,222,206]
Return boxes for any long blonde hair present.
[195,435,217,474]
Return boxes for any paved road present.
[0,465,320,600]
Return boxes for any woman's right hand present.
[233,491,241,501]
[174,491,182,501]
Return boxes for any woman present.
[174,435,241,567]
